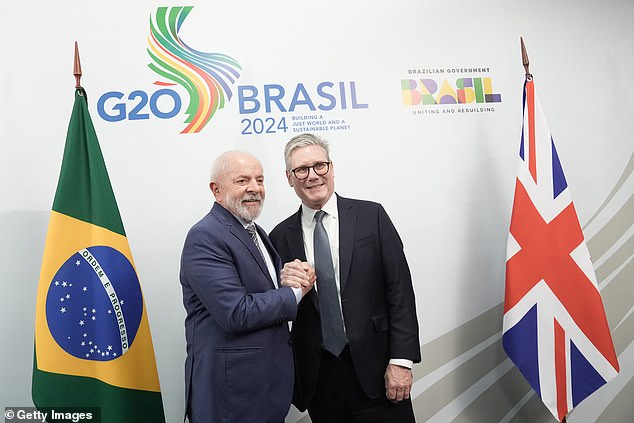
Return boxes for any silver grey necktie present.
[246,224,266,261]
[313,210,347,356]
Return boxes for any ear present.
[285,170,293,187]
[209,182,222,201]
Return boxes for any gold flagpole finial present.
[520,37,532,80]
[74,41,83,89]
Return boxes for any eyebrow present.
[233,174,264,180]
[294,160,327,168]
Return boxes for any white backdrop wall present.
[1,1,632,422]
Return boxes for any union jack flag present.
[502,79,619,421]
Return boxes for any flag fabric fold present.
[32,88,165,423]
[502,78,619,421]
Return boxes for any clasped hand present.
[280,259,316,296]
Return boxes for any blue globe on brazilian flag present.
[32,87,165,423]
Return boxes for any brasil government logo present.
[402,67,502,116]
[45,246,143,361]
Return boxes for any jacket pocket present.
[354,235,375,250]
[371,314,390,332]
[215,346,263,353]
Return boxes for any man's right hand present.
[280,259,316,296]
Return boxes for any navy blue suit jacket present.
[180,202,297,422]
[270,195,421,411]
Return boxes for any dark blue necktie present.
[313,210,347,356]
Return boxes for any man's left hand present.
[384,364,413,403]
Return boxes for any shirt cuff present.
[389,359,413,369]
[291,287,303,304]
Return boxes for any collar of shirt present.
[233,214,252,229]
[300,194,339,227]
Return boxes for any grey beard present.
[226,194,263,222]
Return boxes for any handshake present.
[280,259,316,297]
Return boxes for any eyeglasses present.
[290,161,331,180]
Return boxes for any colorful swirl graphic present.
[147,6,242,133]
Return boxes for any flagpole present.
[74,41,83,92]
[520,37,532,80]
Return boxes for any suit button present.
[287,338,293,345]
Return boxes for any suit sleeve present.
[181,224,297,333]
[377,204,421,363]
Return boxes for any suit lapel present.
[285,207,318,309]
[337,196,356,293]
[212,203,276,288]
[285,208,307,261]
[232,226,275,285]
[258,224,283,276]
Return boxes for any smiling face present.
[211,152,265,222]
[286,145,335,210]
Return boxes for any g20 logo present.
[97,89,182,122]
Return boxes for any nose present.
[246,179,261,192]
[307,167,320,179]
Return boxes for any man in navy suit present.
[180,151,315,423]
[270,134,421,423]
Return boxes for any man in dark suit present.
[270,133,421,423]
[180,150,315,423]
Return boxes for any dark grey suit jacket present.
[269,194,421,411]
